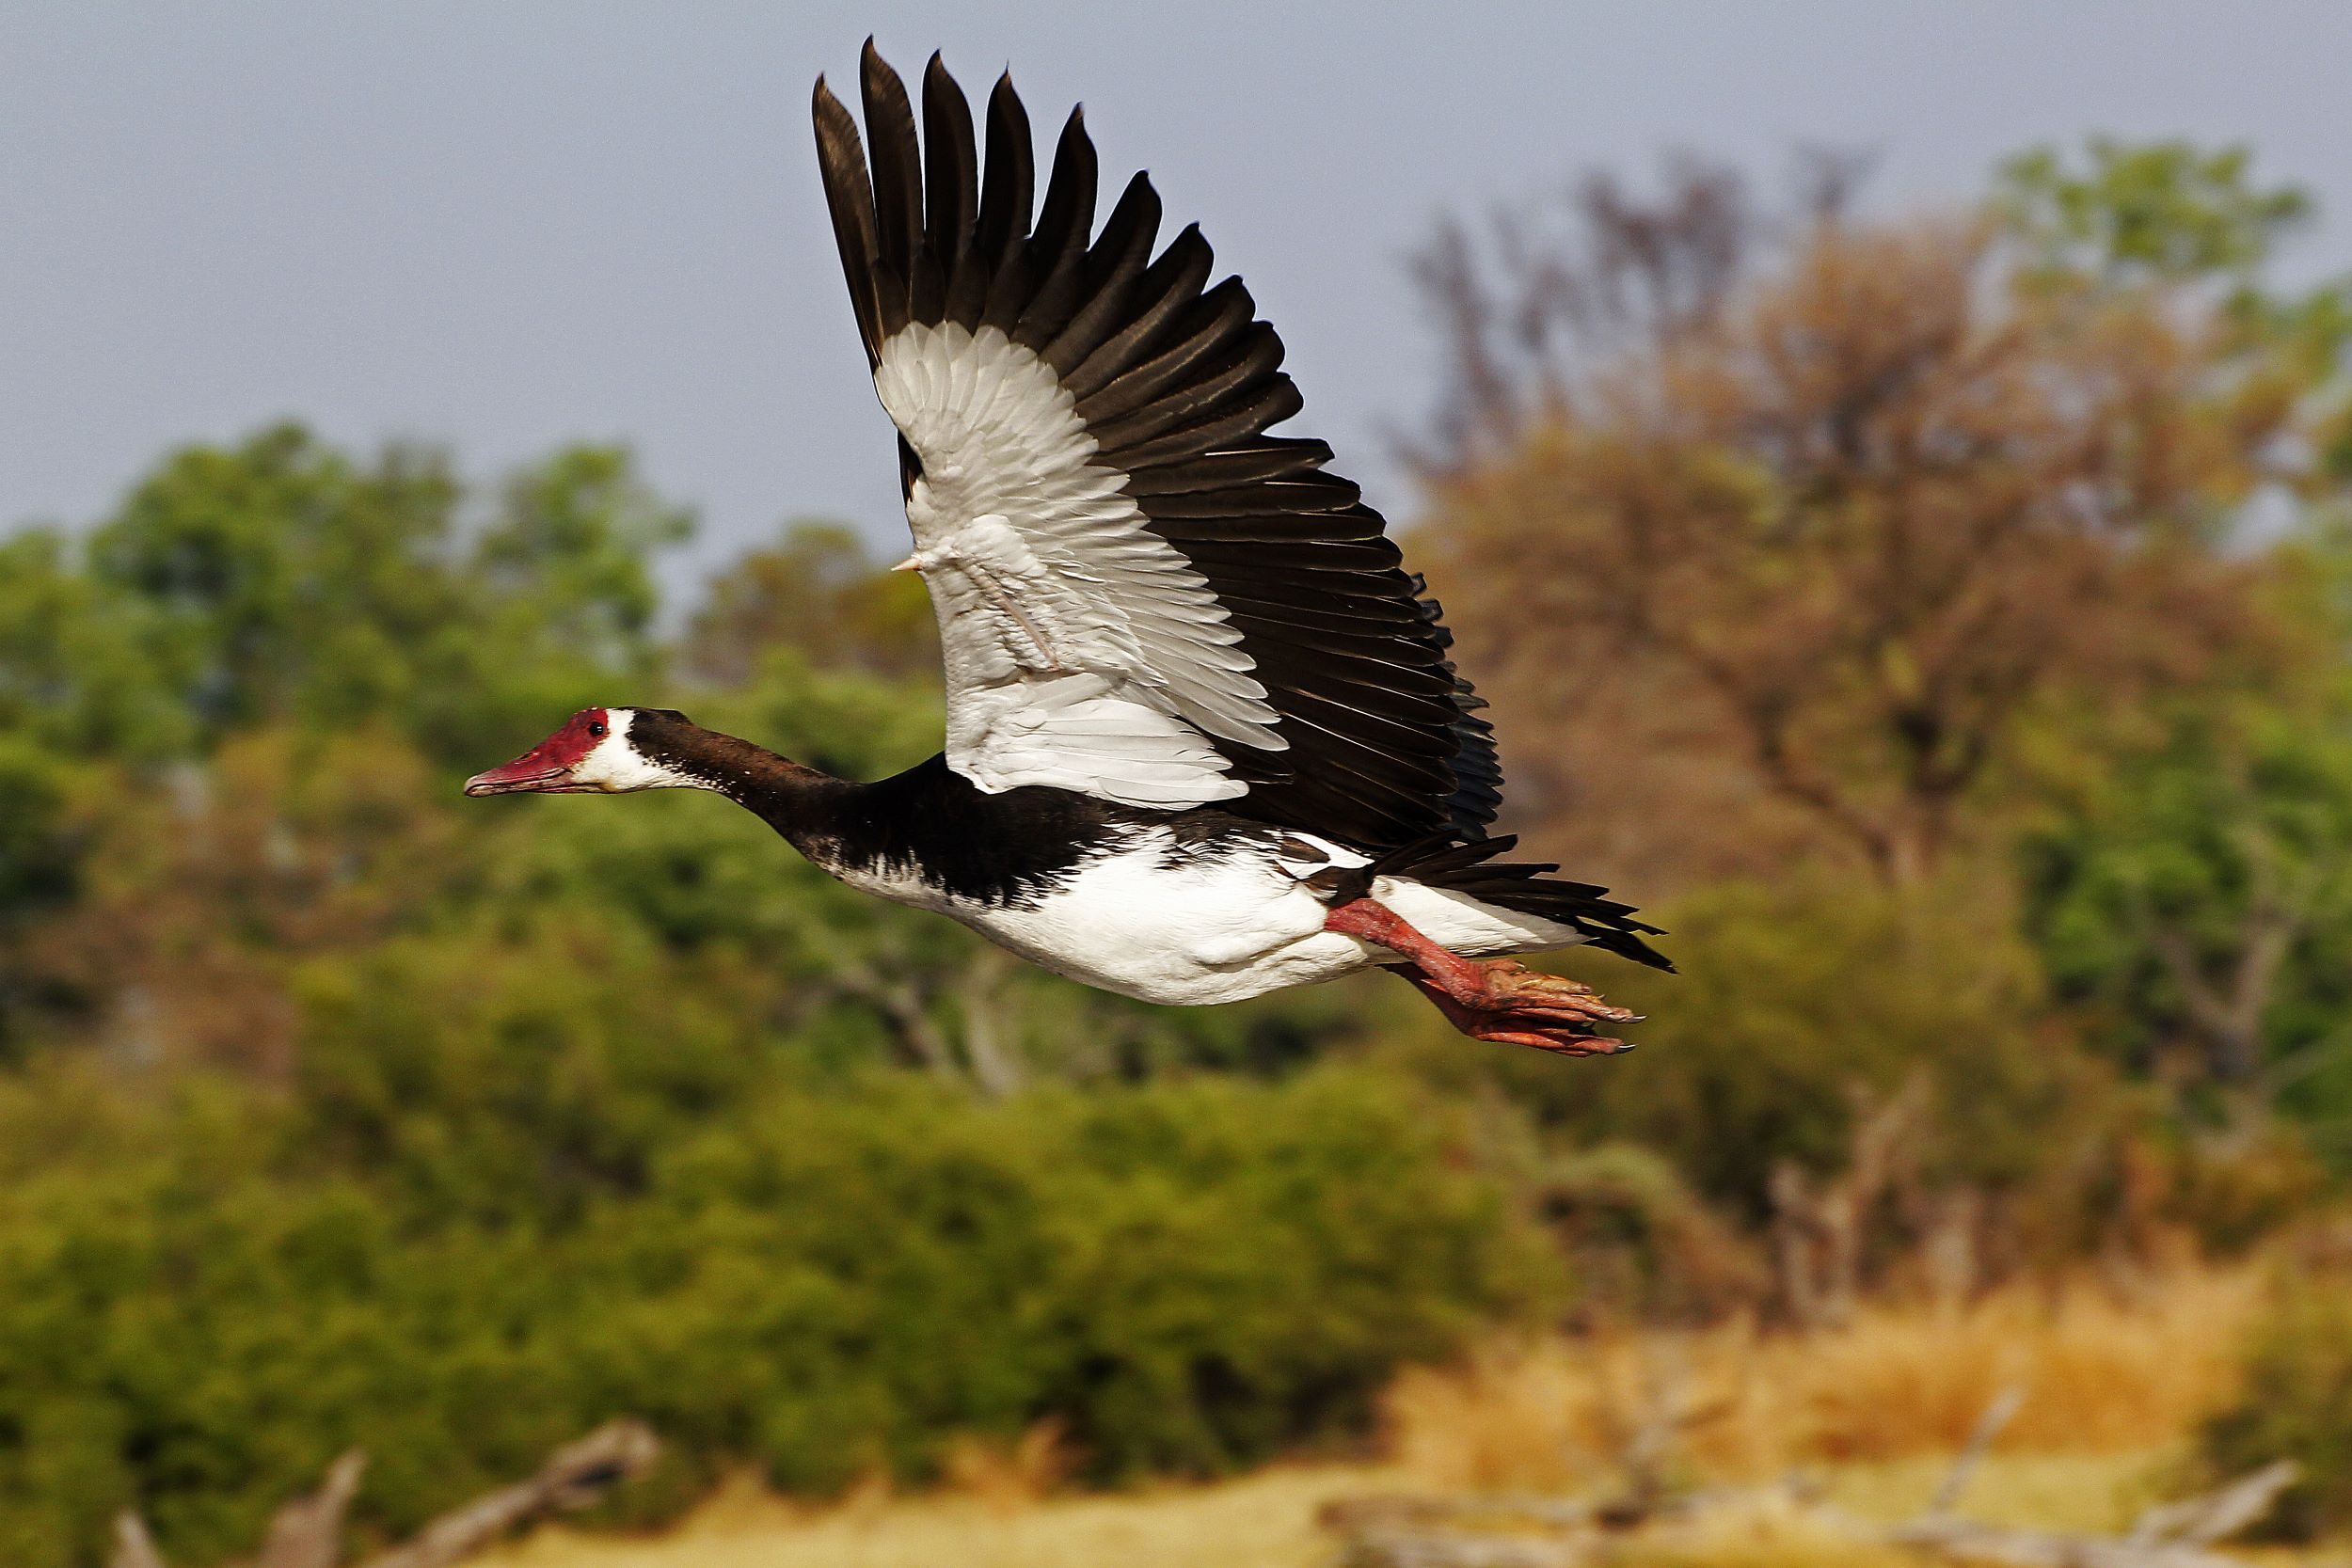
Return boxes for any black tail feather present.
[1366,835,1675,973]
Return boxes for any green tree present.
[684,519,935,687]
[82,424,690,768]
[2021,574,2352,1141]
[1998,139,2312,284]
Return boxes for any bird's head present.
[464,707,706,796]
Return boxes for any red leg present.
[1324,897,1639,1057]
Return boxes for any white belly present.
[833,829,1586,1006]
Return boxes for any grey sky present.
[7,2,2351,598]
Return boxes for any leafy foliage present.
[2200,1273,2352,1539]
[1998,139,2312,283]
[0,1061,1547,1568]
[2025,700,2352,1105]
[684,520,937,686]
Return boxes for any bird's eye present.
[587,721,607,737]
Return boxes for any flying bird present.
[466,43,1669,1053]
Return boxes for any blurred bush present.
[2199,1275,2352,1539]
[0,1061,1552,1567]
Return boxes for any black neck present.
[714,754,850,847]
[636,718,1243,908]
[650,721,1141,903]
[623,713,844,840]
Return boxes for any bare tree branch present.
[108,1513,168,1568]
[1925,1384,2026,1516]
[357,1420,658,1568]
[256,1450,366,1568]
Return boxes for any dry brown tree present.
[1409,160,2303,895]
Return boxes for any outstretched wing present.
[813,44,1501,847]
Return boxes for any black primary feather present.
[812,47,1541,862]
[859,40,925,323]
[921,55,981,327]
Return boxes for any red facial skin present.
[464,708,611,796]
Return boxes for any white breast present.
[832,830,1588,1007]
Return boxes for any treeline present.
[1409,140,2352,1224]
[0,433,1427,1564]
[2,139,2351,1561]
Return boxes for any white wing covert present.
[876,319,1280,805]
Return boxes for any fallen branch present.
[357,1420,659,1568]
[2125,1460,2300,1551]
[107,1513,167,1568]
[106,1419,658,1568]
[1894,1513,2275,1568]
[1324,1480,1815,1568]
[1924,1383,2026,1516]
[260,1450,368,1568]
[1893,1394,2297,1568]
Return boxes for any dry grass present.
[470,1455,2183,1568]
[472,1463,1384,1568]
[1385,1265,2261,1492]
[1820,1450,2167,1533]
[937,1419,1076,1514]
[471,1264,2267,1568]
[1594,1483,1929,1568]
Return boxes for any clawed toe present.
[1395,961,1644,1058]
[1461,964,1642,1054]
[1477,1023,1635,1057]
[1507,996,1644,1027]
[1480,961,1640,1024]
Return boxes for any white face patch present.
[568,708,707,793]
